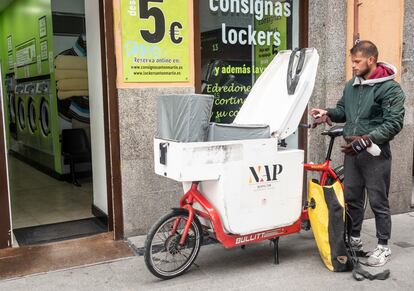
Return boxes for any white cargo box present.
[154,138,304,235]
[153,48,318,235]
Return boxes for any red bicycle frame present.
[176,155,342,248]
[171,125,346,253]
[178,182,302,248]
[304,160,339,187]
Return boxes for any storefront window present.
[200,0,300,147]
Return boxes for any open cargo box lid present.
[234,48,319,140]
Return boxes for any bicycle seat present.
[321,125,344,137]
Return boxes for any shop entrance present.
[0,0,112,248]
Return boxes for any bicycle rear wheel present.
[144,209,203,280]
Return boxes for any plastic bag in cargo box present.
[156,94,214,142]
[207,123,270,141]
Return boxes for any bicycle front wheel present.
[144,209,203,280]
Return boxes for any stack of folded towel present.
[55,55,89,100]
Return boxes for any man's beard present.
[355,66,370,78]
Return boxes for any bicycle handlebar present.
[299,123,311,129]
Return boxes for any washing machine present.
[15,83,28,147]
[21,83,36,146]
[10,76,81,177]
[11,77,59,174]
[37,80,54,155]
[4,75,17,142]
[26,82,40,150]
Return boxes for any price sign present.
[121,0,190,82]
[7,35,12,52]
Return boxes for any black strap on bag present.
[344,210,391,281]
[287,48,307,95]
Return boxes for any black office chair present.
[61,128,91,186]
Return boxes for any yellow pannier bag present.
[307,179,352,272]
[307,180,391,281]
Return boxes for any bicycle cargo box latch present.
[159,142,168,165]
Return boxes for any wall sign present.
[48,51,54,73]
[8,53,13,70]
[15,39,36,67]
[40,40,48,61]
[7,35,12,52]
[39,16,47,38]
[120,0,190,82]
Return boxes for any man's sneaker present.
[350,236,364,252]
[367,245,391,267]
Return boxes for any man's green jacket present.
[327,62,405,145]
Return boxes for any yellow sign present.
[120,0,190,82]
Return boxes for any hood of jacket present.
[352,62,397,87]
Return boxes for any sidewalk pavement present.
[1,212,414,291]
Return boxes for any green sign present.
[254,14,287,79]
[120,0,190,82]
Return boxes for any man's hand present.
[312,115,333,128]
[310,108,332,128]
[310,108,328,118]
[341,144,356,155]
[341,135,372,155]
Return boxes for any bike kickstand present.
[271,237,280,265]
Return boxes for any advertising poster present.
[201,0,292,123]
[254,14,287,79]
[201,28,252,124]
[120,0,190,82]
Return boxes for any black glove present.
[351,135,372,153]
[311,115,333,128]
[341,135,372,155]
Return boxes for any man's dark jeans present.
[344,142,392,243]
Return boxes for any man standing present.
[311,40,405,267]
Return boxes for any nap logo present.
[249,164,283,184]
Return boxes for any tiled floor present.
[8,156,94,231]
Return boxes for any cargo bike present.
[144,49,347,279]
